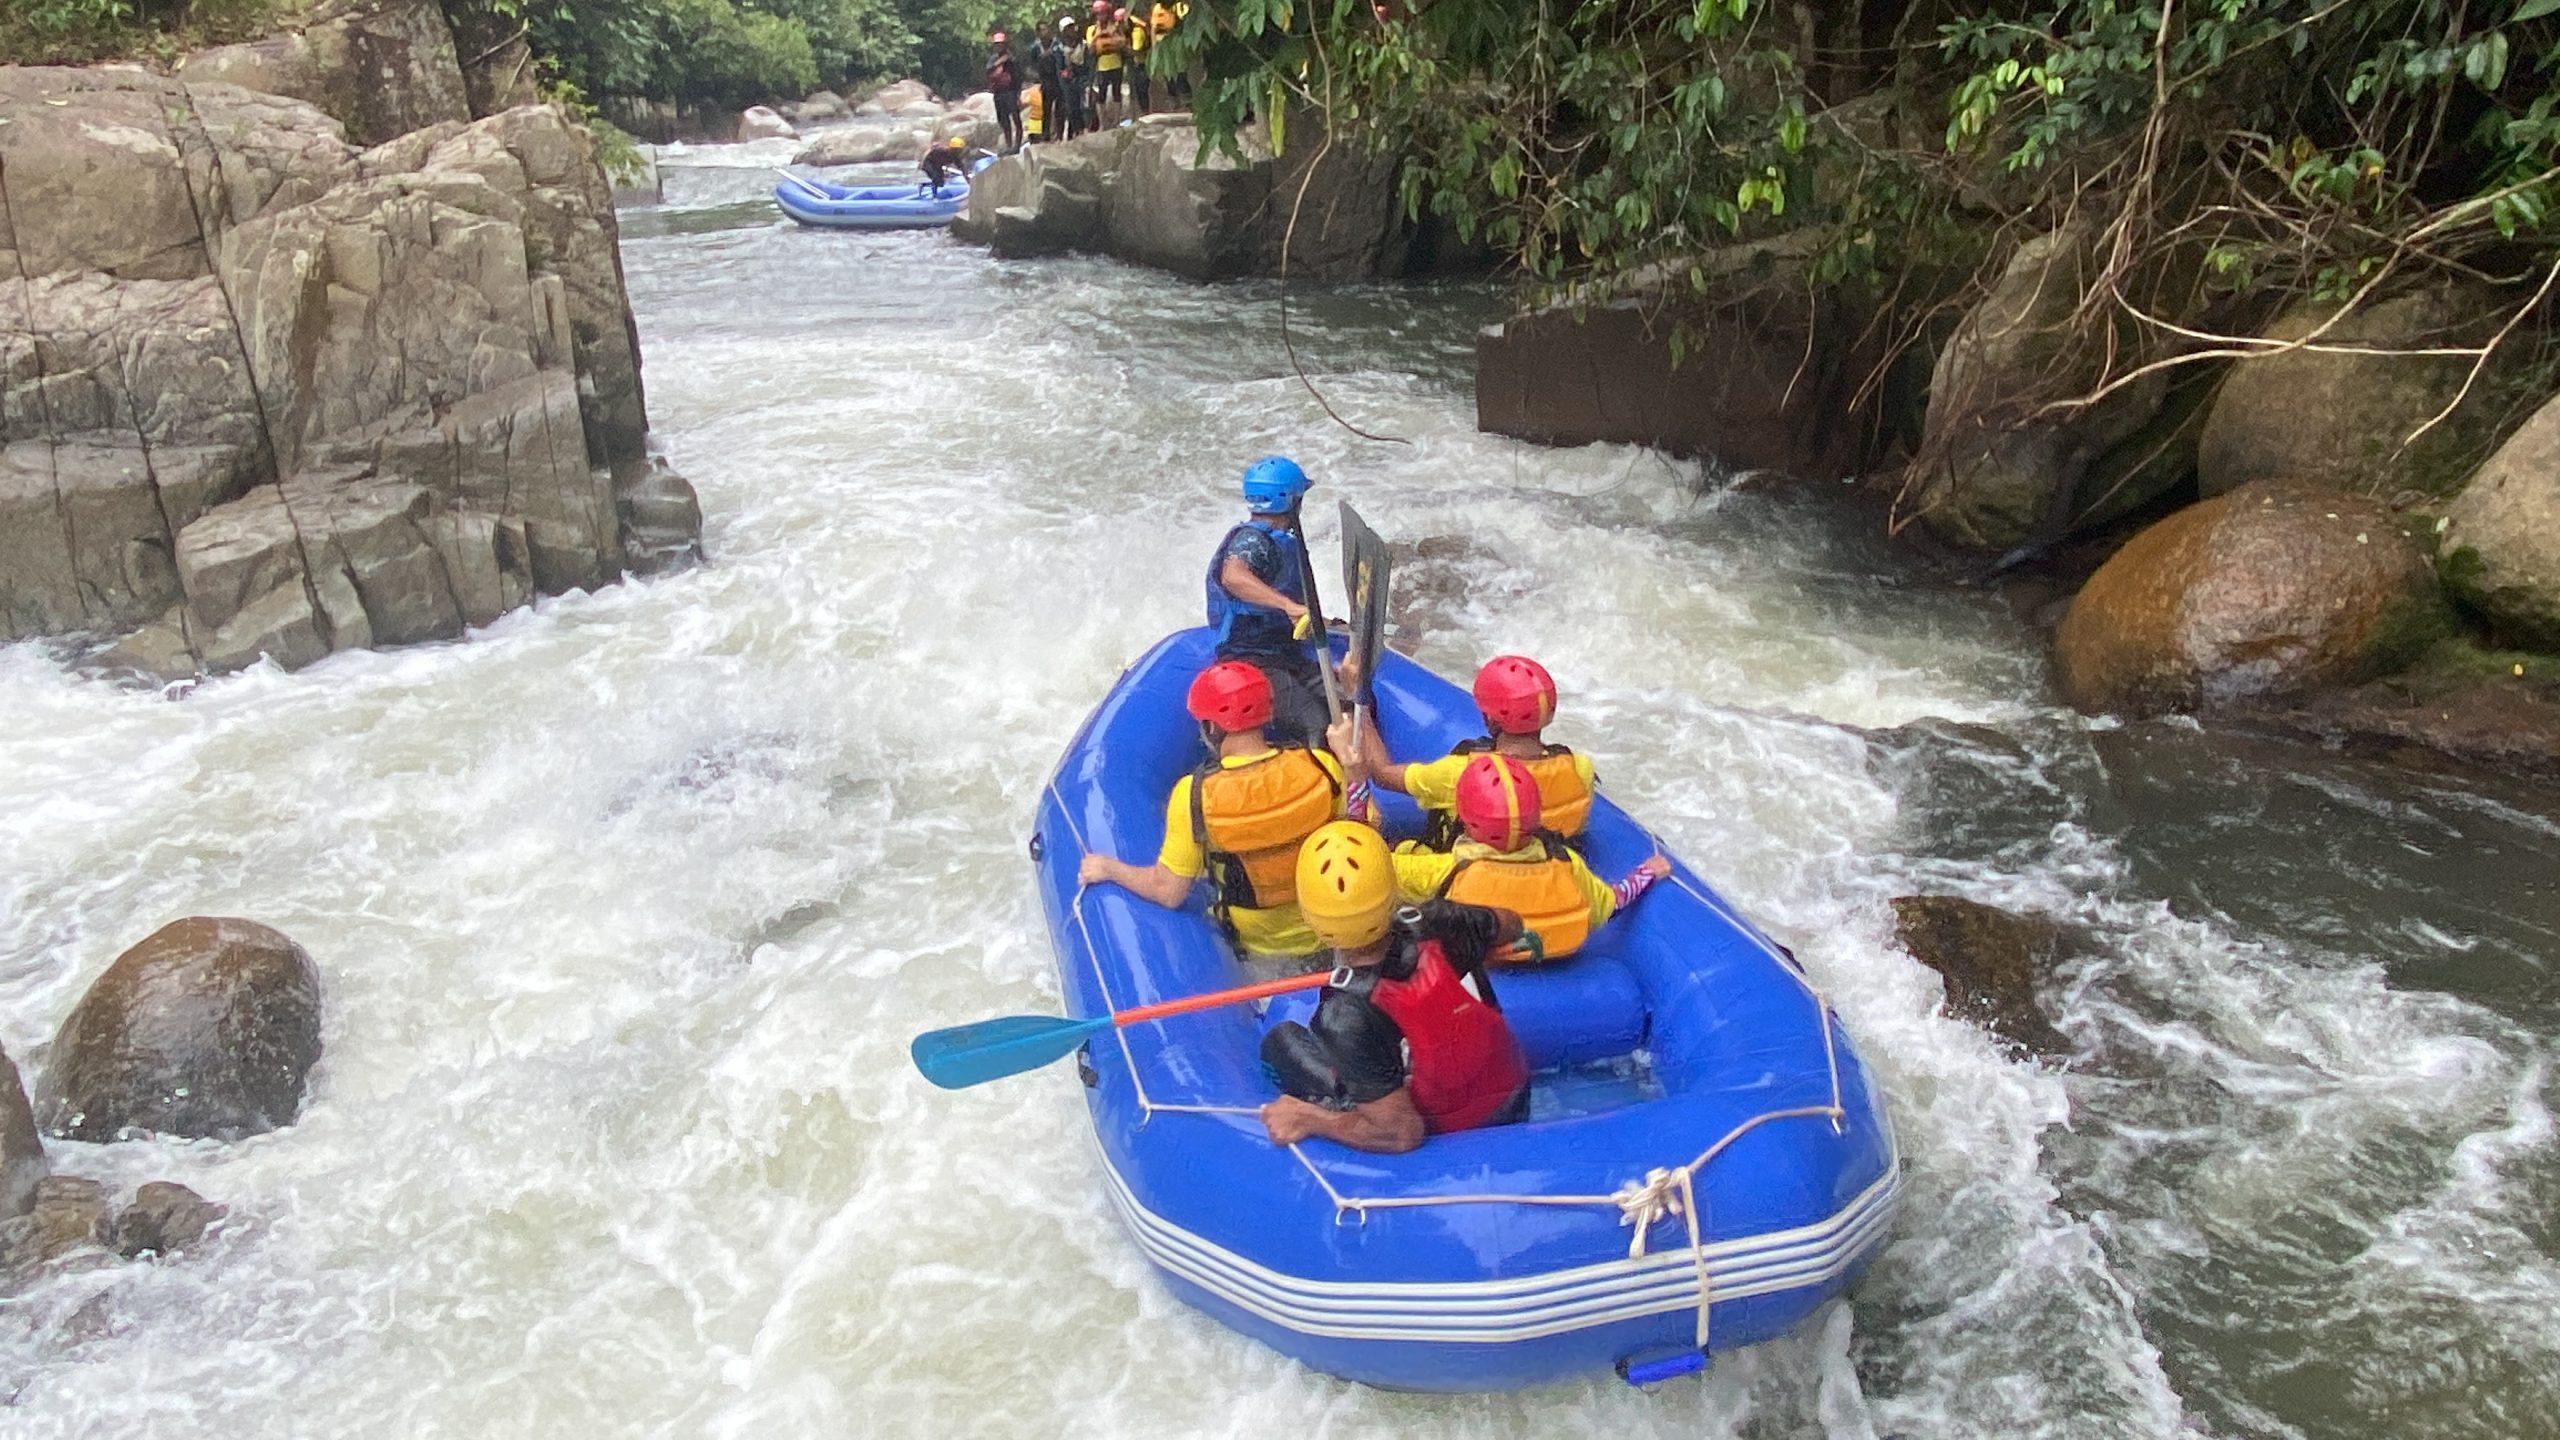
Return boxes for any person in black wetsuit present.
[1260,822,1531,1154]
[919,136,982,194]
[1032,21,1066,148]
[1203,455,1331,749]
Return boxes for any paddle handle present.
[1289,502,1345,726]
[1112,968,1333,1026]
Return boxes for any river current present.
[2,151,2556,1439]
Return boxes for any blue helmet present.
[1241,456,1311,514]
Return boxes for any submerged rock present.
[2197,282,2537,501]
[0,1176,111,1278]
[2441,391,2560,648]
[34,918,323,1143]
[2054,482,2449,715]
[1889,895,2069,1054]
[112,1182,228,1259]
[1,1045,47,1221]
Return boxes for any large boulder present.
[2440,391,2560,647]
[737,106,799,142]
[930,109,1003,153]
[794,125,932,168]
[2054,481,2449,715]
[854,79,936,115]
[1476,238,1920,481]
[0,1047,45,1222]
[782,91,849,124]
[33,918,323,1143]
[952,118,1424,282]
[1912,229,2192,552]
[174,0,474,146]
[0,68,694,670]
[2197,283,2538,501]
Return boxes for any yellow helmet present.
[948,136,968,149]
[1296,822,1395,950]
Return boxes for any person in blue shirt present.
[1205,456,1331,748]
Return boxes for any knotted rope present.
[1614,1163,1712,1349]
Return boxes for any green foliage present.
[494,0,1002,109]
[1,0,289,63]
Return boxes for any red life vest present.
[1353,939,1527,1134]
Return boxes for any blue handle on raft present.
[1616,1349,1708,1387]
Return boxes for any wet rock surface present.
[0,1046,47,1221]
[112,1182,228,1259]
[1889,895,2070,1054]
[33,918,323,1143]
[2054,481,2448,716]
[0,1176,112,1279]
[2197,282,2538,501]
[2441,390,2560,648]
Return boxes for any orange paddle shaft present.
[1112,969,1335,1026]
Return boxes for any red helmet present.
[1186,661,1273,732]
[1471,655,1557,736]
[1455,754,1542,850]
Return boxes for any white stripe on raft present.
[1088,1154,1900,1343]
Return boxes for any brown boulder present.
[33,918,323,1143]
[0,1175,110,1278]
[2197,282,2538,501]
[0,1045,46,1221]
[1889,896,2068,1054]
[2441,390,2560,647]
[112,1182,228,1259]
[2054,482,2449,715]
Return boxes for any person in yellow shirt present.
[1078,661,1362,957]
[1022,77,1046,143]
[1386,755,1666,962]
[1088,0,1125,128]
[1124,7,1150,117]
[1356,654,1598,849]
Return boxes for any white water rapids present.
[2,158,2555,1439]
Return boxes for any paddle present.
[772,167,829,198]
[1338,502,1391,713]
[911,969,1336,1090]
[1287,500,1345,725]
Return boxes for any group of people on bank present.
[1076,457,1672,1155]
[982,3,1191,152]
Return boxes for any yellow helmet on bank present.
[1296,822,1396,949]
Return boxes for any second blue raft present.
[1029,630,1901,1391]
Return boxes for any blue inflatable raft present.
[773,171,973,229]
[1030,630,1901,1391]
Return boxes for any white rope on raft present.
[1045,779,1864,1351]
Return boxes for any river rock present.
[2053,481,2449,715]
[1476,238,1917,481]
[112,1182,227,1259]
[1912,228,2187,552]
[2440,391,2560,648]
[1889,895,2068,1054]
[0,1176,110,1275]
[174,0,473,146]
[614,456,707,576]
[0,1046,46,1221]
[784,90,848,124]
[794,125,930,168]
[2197,283,2536,501]
[737,106,799,142]
[0,68,696,668]
[854,79,936,115]
[953,118,1429,282]
[931,110,1002,152]
[33,918,323,1143]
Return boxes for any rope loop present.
[1613,1166,1691,1258]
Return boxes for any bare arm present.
[1259,1089,1427,1154]
[1218,554,1307,622]
[1076,853,1195,909]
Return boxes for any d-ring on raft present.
[1028,630,1900,1392]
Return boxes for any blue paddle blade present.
[911,1012,1115,1090]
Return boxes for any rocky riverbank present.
[1,0,703,683]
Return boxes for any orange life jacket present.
[1426,739,1591,846]
[1189,749,1341,912]
[1435,836,1594,959]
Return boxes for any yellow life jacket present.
[1190,749,1341,912]
[1436,837,1593,959]
[1426,739,1591,846]
[1129,20,1148,56]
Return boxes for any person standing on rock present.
[1125,6,1151,117]
[1032,20,1067,148]
[1090,0,1126,128]
[1207,456,1334,749]
[1059,17,1092,137]
[987,33,1025,153]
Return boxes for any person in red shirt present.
[1259,822,1530,1153]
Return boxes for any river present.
[2,150,2555,1439]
